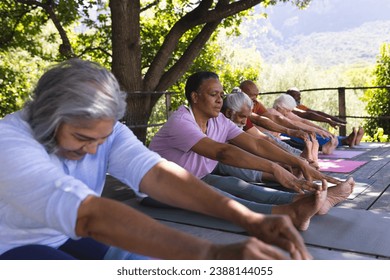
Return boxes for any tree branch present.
[143,0,214,90]
[144,0,262,91]
[79,46,112,58]
[16,0,76,58]
[155,21,220,92]
[140,0,160,13]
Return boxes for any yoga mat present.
[301,207,390,258]
[124,199,245,233]
[160,221,377,260]
[318,150,366,159]
[318,159,367,173]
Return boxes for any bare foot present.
[310,132,319,165]
[322,135,338,155]
[317,177,355,215]
[355,127,364,145]
[311,133,319,159]
[300,136,319,169]
[301,137,313,162]
[273,188,327,231]
[343,127,357,147]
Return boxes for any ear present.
[225,108,233,118]
[191,91,198,104]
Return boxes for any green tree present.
[2,0,311,142]
[146,38,262,144]
[363,43,390,137]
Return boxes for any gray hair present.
[25,58,127,153]
[273,94,297,110]
[225,87,253,112]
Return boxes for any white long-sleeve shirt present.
[0,111,163,255]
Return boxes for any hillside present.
[238,0,390,67]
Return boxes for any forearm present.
[299,117,328,131]
[140,161,264,229]
[285,116,323,134]
[244,138,303,167]
[250,114,290,134]
[266,113,303,131]
[297,110,332,124]
[315,110,346,124]
[76,195,216,260]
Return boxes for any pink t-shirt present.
[149,105,243,178]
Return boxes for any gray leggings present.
[202,173,296,214]
[263,131,302,156]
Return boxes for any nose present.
[82,141,99,154]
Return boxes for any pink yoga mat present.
[318,150,365,159]
[318,159,368,173]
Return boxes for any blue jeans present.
[202,174,296,214]
[0,238,150,260]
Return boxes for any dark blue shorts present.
[0,238,109,260]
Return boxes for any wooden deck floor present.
[102,142,390,260]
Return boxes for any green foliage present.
[362,43,390,137]
[140,1,249,74]
[362,127,389,142]
[147,32,262,142]
[0,18,64,118]
[255,57,375,133]
[0,49,50,117]
[165,35,262,109]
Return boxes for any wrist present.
[286,155,306,168]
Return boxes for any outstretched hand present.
[288,129,309,141]
[272,164,322,193]
[243,214,312,260]
[298,160,341,185]
[210,237,289,260]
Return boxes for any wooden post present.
[338,87,346,136]
[165,92,172,119]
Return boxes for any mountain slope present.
[239,0,390,67]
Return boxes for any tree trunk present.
[124,92,164,144]
[111,0,148,141]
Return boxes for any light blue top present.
[0,111,163,255]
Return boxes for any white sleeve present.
[107,122,164,195]
[0,124,96,239]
